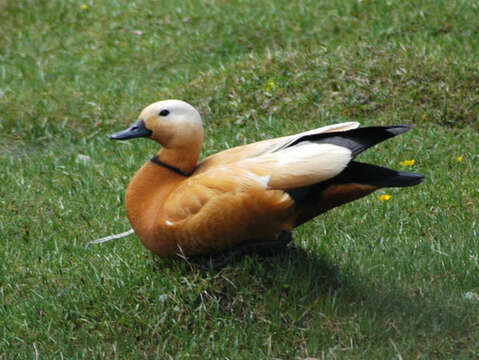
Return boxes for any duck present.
[108,99,424,259]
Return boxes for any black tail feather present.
[330,161,424,188]
[287,161,424,203]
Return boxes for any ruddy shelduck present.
[108,100,423,259]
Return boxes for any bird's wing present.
[235,141,353,190]
[223,124,416,190]
[195,122,359,174]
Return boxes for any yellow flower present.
[265,80,276,92]
[378,194,392,202]
[456,156,463,163]
[81,4,89,10]
[400,159,415,166]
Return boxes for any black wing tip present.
[346,124,415,158]
[385,124,414,136]
[282,123,417,157]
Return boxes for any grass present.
[1,0,479,358]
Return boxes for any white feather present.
[271,121,360,152]
[85,228,134,248]
[238,142,352,189]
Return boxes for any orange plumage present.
[110,100,423,257]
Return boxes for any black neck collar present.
[150,156,190,177]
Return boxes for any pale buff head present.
[110,100,204,150]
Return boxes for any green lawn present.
[1,0,479,358]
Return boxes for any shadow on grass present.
[153,245,471,341]
[282,247,469,338]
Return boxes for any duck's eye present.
[159,109,170,117]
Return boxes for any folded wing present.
[196,121,359,174]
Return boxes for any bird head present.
[110,100,204,149]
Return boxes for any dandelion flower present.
[400,159,415,166]
[81,4,89,10]
[456,156,463,163]
[378,194,392,202]
[265,80,276,92]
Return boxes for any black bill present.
[109,119,152,140]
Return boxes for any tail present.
[331,161,424,188]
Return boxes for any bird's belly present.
[136,199,293,257]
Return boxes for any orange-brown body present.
[126,161,295,256]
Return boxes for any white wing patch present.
[296,121,360,136]
[278,142,350,166]
[271,121,360,152]
[197,122,360,173]
[238,142,352,189]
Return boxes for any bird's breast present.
[125,161,184,255]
